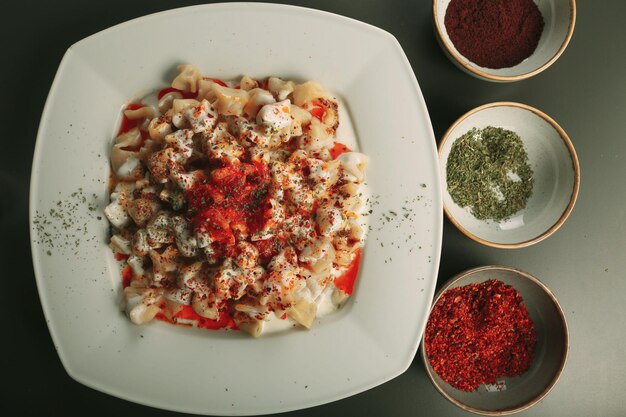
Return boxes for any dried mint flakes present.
[446,126,533,221]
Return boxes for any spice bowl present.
[421,265,569,415]
[439,102,580,248]
[432,0,576,82]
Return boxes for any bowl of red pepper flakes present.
[421,265,569,415]
[432,0,576,82]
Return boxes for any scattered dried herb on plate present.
[446,126,533,221]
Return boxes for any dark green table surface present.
[4,1,624,416]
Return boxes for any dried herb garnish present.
[446,126,533,221]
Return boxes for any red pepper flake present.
[424,279,537,392]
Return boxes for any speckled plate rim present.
[420,265,570,416]
[438,101,580,249]
[432,0,577,82]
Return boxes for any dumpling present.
[338,151,369,182]
[171,64,202,93]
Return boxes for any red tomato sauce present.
[155,305,237,330]
[117,103,144,136]
[114,252,129,261]
[329,142,352,159]
[334,249,361,295]
[121,265,134,288]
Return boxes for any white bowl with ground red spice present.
[439,102,580,248]
[421,265,569,415]
[432,0,576,82]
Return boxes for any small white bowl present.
[421,265,569,415]
[433,0,576,82]
[438,102,580,248]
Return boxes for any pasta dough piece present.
[287,298,317,329]
[132,229,150,257]
[104,183,133,229]
[127,198,159,227]
[158,91,182,113]
[146,212,174,247]
[123,286,163,325]
[110,234,131,255]
[299,237,335,273]
[239,75,258,91]
[316,206,345,237]
[256,100,293,131]
[206,84,250,116]
[338,152,369,182]
[292,80,329,106]
[296,118,333,151]
[148,115,173,143]
[268,77,295,101]
[191,292,220,320]
[171,64,202,93]
[183,99,218,133]
[149,245,179,283]
[164,129,194,163]
[147,148,176,183]
[111,128,144,180]
[243,88,276,118]
[124,106,156,121]
[234,315,265,337]
[171,216,198,257]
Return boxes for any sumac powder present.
[444,0,545,69]
[424,279,537,392]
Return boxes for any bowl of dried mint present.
[438,102,580,248]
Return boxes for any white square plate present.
[30,3,442,415]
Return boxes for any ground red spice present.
[187,161,271,260]
[444,0,545,69]
[424,279,537,392]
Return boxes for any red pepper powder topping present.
[444,0,545,69]
[424,279,537,392]
[187,161,272,260]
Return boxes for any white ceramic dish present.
[433,0,576,82]
[438,102,579,248]
[421,265,569,415]
[29,3,442,415]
